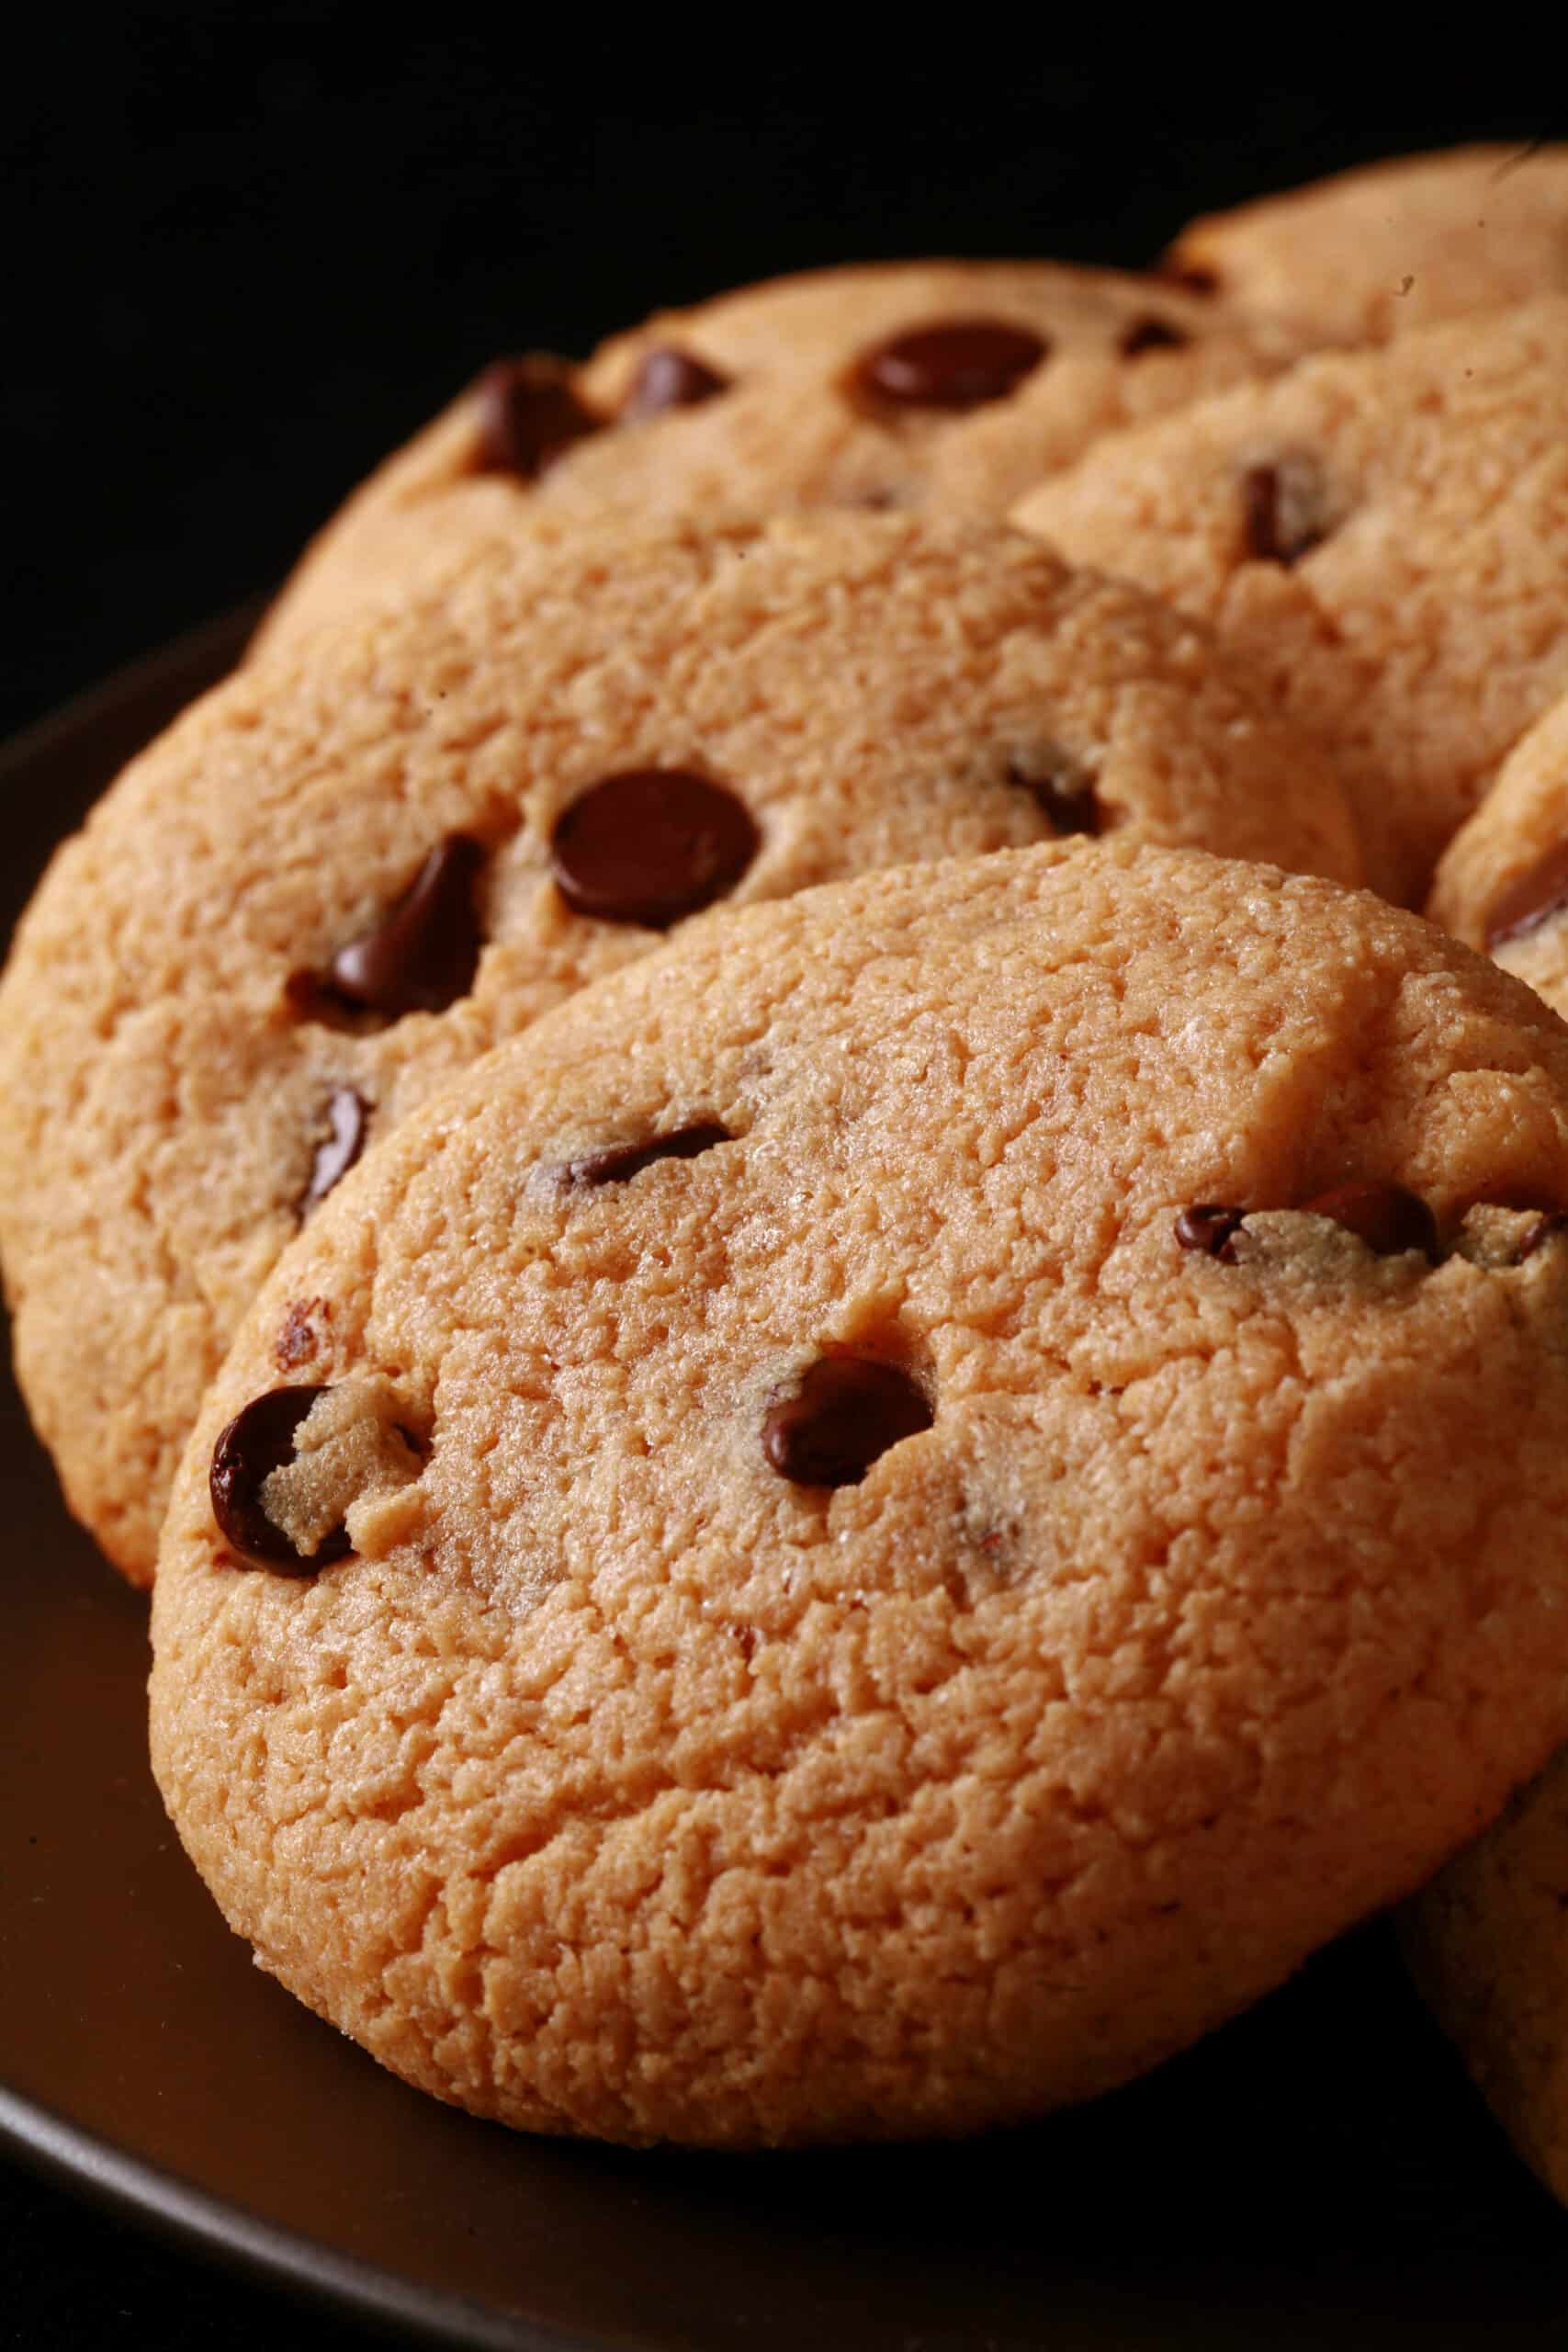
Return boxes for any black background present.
[2,13,1564,2346]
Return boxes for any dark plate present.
[6,619,1568,2352]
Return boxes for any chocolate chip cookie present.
[1013,297,1568,907]
[1428,687,1568,1020]
[149,837,1568,2148]
[1166,142,1568,343]
[254,259,1312,656]
[0,513,1361,1583]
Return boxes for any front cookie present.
[151,841,1568,2148]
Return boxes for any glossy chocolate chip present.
[1008,751,1100,837]
[473,356,600,477]
[621,345,730,420]
[553,1121,731,1189]
[550,771,759,928]
[1301,1182,1439,1261]
[1241,455,1330,565]
[762,1357,932,1488]
[301,1088,370,1216]
[1174,1204,1246,1259]
[1120,313,1190,357]
[853,319,1048,410]
[209,1386,351,1573]
[1484,842,1568,950]
[1516,1211,1568,1263]
[327,834,485,1017]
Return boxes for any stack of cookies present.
[8,142,1568,2167]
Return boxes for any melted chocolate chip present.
[554,1121,730,1188]
[326,835,485,1018]
[762,1357,932,1488]
[550,771,759,928]
[301,1088,370,1216]
[1241,455,1330,565]
[1161,259,1221,296]
[209,1386,351,1573]
[1517,1211,1568,1263]
[1174,1204,1246,1259]
[1484,842,1568,950]
[473,356,600,478]
[1008,751,1100,837]
[853,319,1048,410]
[1120,313,1190,357]
[1301,1182,1439,1261]
[621,345,730,421]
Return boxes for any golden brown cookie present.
[1427,689,1568,1018]
[254,258,1312,656]
[1166,142,1568,342]
[0,512,1361,1584]
[1404,1751,1568,2208]
[150,838,1568,2148]
[1013,298,1568,907]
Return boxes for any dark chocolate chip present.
[1160,258,1221,296]
[1301,1181,1439,1261]
[326,834,485,1018]
[301,1088,370,1216]
[762,1357,932,1488]
[1008,750,1100,837]
[1174,1204,1246,1259]
[1120,313,1190,357]
[1517,1211,1568,1263]
[553,1121,731,1189]
[550,770,759,928]
[472,356,600,478]
[1484,842,1568,950]
[209,1386,351,1573]
[1241,455,1330,565]
[853,319,1048,410]
[621,345,730,421]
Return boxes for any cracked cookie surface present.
[0,513,1361,1582]
[150,837,1568,2148]
[1012,297,1568,907]
[254,258,1313,657]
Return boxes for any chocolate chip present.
[552,1121,731,1189]
[1517,1211,1568,1263]
[472,356,600,478]
[209,1386,351,1573]
[762,1357,932,1488]
[550,771,759,928]
[1174,1204,1246,1259]
[1119,314,1190,357]
[1241,455,1330,565]
[301,1088,370,1216]
[1008,751,1100,837]
[853,319,1048,410]
[1161,259,1221,296]
[1301,1182,1439,1261]
[621,345,730,421]
[325,834,485,1018]
[1484,842,1568,950]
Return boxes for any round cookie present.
[0,512,1363,1585]
[149,836,1568,2149]
[1404,1751,1568,2208]
[1012,297,1568,908]
[253,258,1313,657]
[1165,143,1568,344]
[1428,688,1568,1020]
